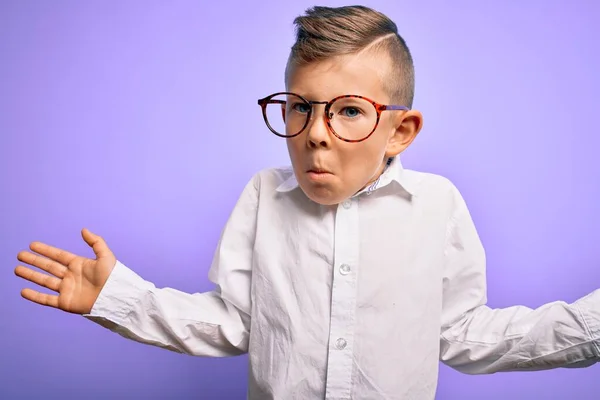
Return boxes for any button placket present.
[324,198,360,399]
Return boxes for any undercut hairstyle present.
[285,5,415,109]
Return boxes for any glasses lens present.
[264,94,309,137]
[329,97,378,141]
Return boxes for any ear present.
[385,110,423,158]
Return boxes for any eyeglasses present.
[257,92,409,143]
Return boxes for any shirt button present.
[342,199,352,209]
[339,264,351,275]
[335,338,347,350]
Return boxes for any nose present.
[305,104,331,149]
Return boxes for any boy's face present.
[285,51,423,205]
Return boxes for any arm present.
[439,183,600,373]
[83,175,260,357]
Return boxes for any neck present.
[358,157,393,193]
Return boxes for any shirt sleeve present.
[82,174,260,357]
[439,182,600,373]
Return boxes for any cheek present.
[286,138,300,154]
[367,126,395,162]
[338,142,384,179]
[286,138,307,167]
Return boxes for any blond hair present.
[285,5,415,108]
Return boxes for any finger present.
[14,265,61,292]
[28,241,77,266]
[17,251,67,279]
[20,288,59,309]
[81,228,112,259]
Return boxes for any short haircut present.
[286,5,415,108]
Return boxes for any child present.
[14,5,600,400]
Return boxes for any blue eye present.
[341,107,361,118]
[292,103,311,114]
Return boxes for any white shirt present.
[85,156,600,399]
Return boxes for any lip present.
[306,164,333,173]
[307,168,331,174]
[306,167,333,181]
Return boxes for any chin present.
[299,182,349,206]
[307,194,342,206]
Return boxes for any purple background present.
[2,1,599,399]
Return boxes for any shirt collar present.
[275,156,418,197]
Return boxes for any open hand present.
[14,228,116,314]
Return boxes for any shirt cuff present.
[575,289,600,356]
[83,260,151,325]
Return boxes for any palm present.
[56,257,113,314]
[15,228,116,314]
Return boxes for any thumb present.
[81,228,113,260]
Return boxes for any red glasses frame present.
[257,92,409,143]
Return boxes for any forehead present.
[286,51,391,102]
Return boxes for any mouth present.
[307,168,331,174]
[306,167,334,182]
